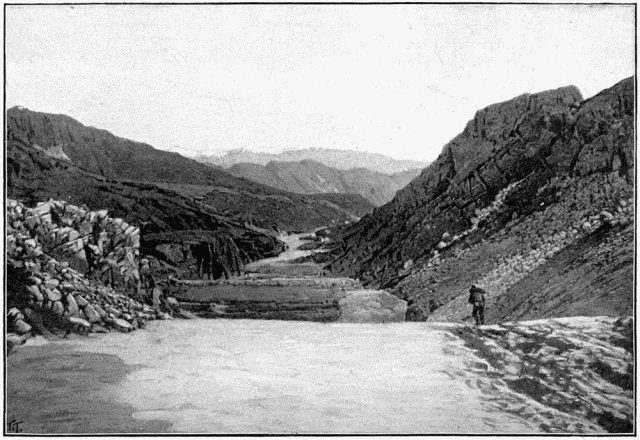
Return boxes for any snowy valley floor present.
[7,316,633,434]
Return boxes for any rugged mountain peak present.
[329,77,632,288]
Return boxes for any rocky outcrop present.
[328,77,634,296]
[449,317,633,433]
[6,199,174,351]
[173,277,361,322]
[337,290,407,323]
[142,230,284,280]
[228,160,423,206]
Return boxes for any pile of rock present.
[337,290,407,323]
[6,199,170,350]
[8,198,140,295]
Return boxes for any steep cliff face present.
[329,77,634,293]
[228,160,423,206]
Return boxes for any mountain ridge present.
[6,107,374,231]
[195,147,429,174]
[227,159,424,206]
[325,77,633,321]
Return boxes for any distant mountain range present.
[195,148,429,174]
[227,160,423,206]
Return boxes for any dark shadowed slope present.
[6,107,370,230]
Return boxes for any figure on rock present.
[139,258,156,302]
[468,285,486,326]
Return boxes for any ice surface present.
[64,319,541,434]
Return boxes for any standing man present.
[468,285,486,326]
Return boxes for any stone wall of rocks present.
[6,199,171,350]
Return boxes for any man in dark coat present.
[468,285,486,326]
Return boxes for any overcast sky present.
[6,4,635,162]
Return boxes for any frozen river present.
[9,319,543,434]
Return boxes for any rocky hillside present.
[227,160,422,206]
[7,107,371,229]
[328,77,634,321]
[7,141,286,277]
[195,147,428,174]
[6,199,169,350]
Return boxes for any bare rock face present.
[337,290,407,323]
[144,232,247,279]
[329,77,634,289]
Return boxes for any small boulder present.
[8,307,24,321]
[44,287,62,302]
[13,319,32,335]
[68,316,91,330]
[337,290,408,323]
[90,324,109,333]
[75,294,89,308]
[83,304,101,323]
[113,318,133,332]
[52,301,65,317]
[44,278,60,289]
[93,305,107,318]
[66,294,79,316]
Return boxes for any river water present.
[9,319,543,434]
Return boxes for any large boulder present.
[337,290,407,323]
